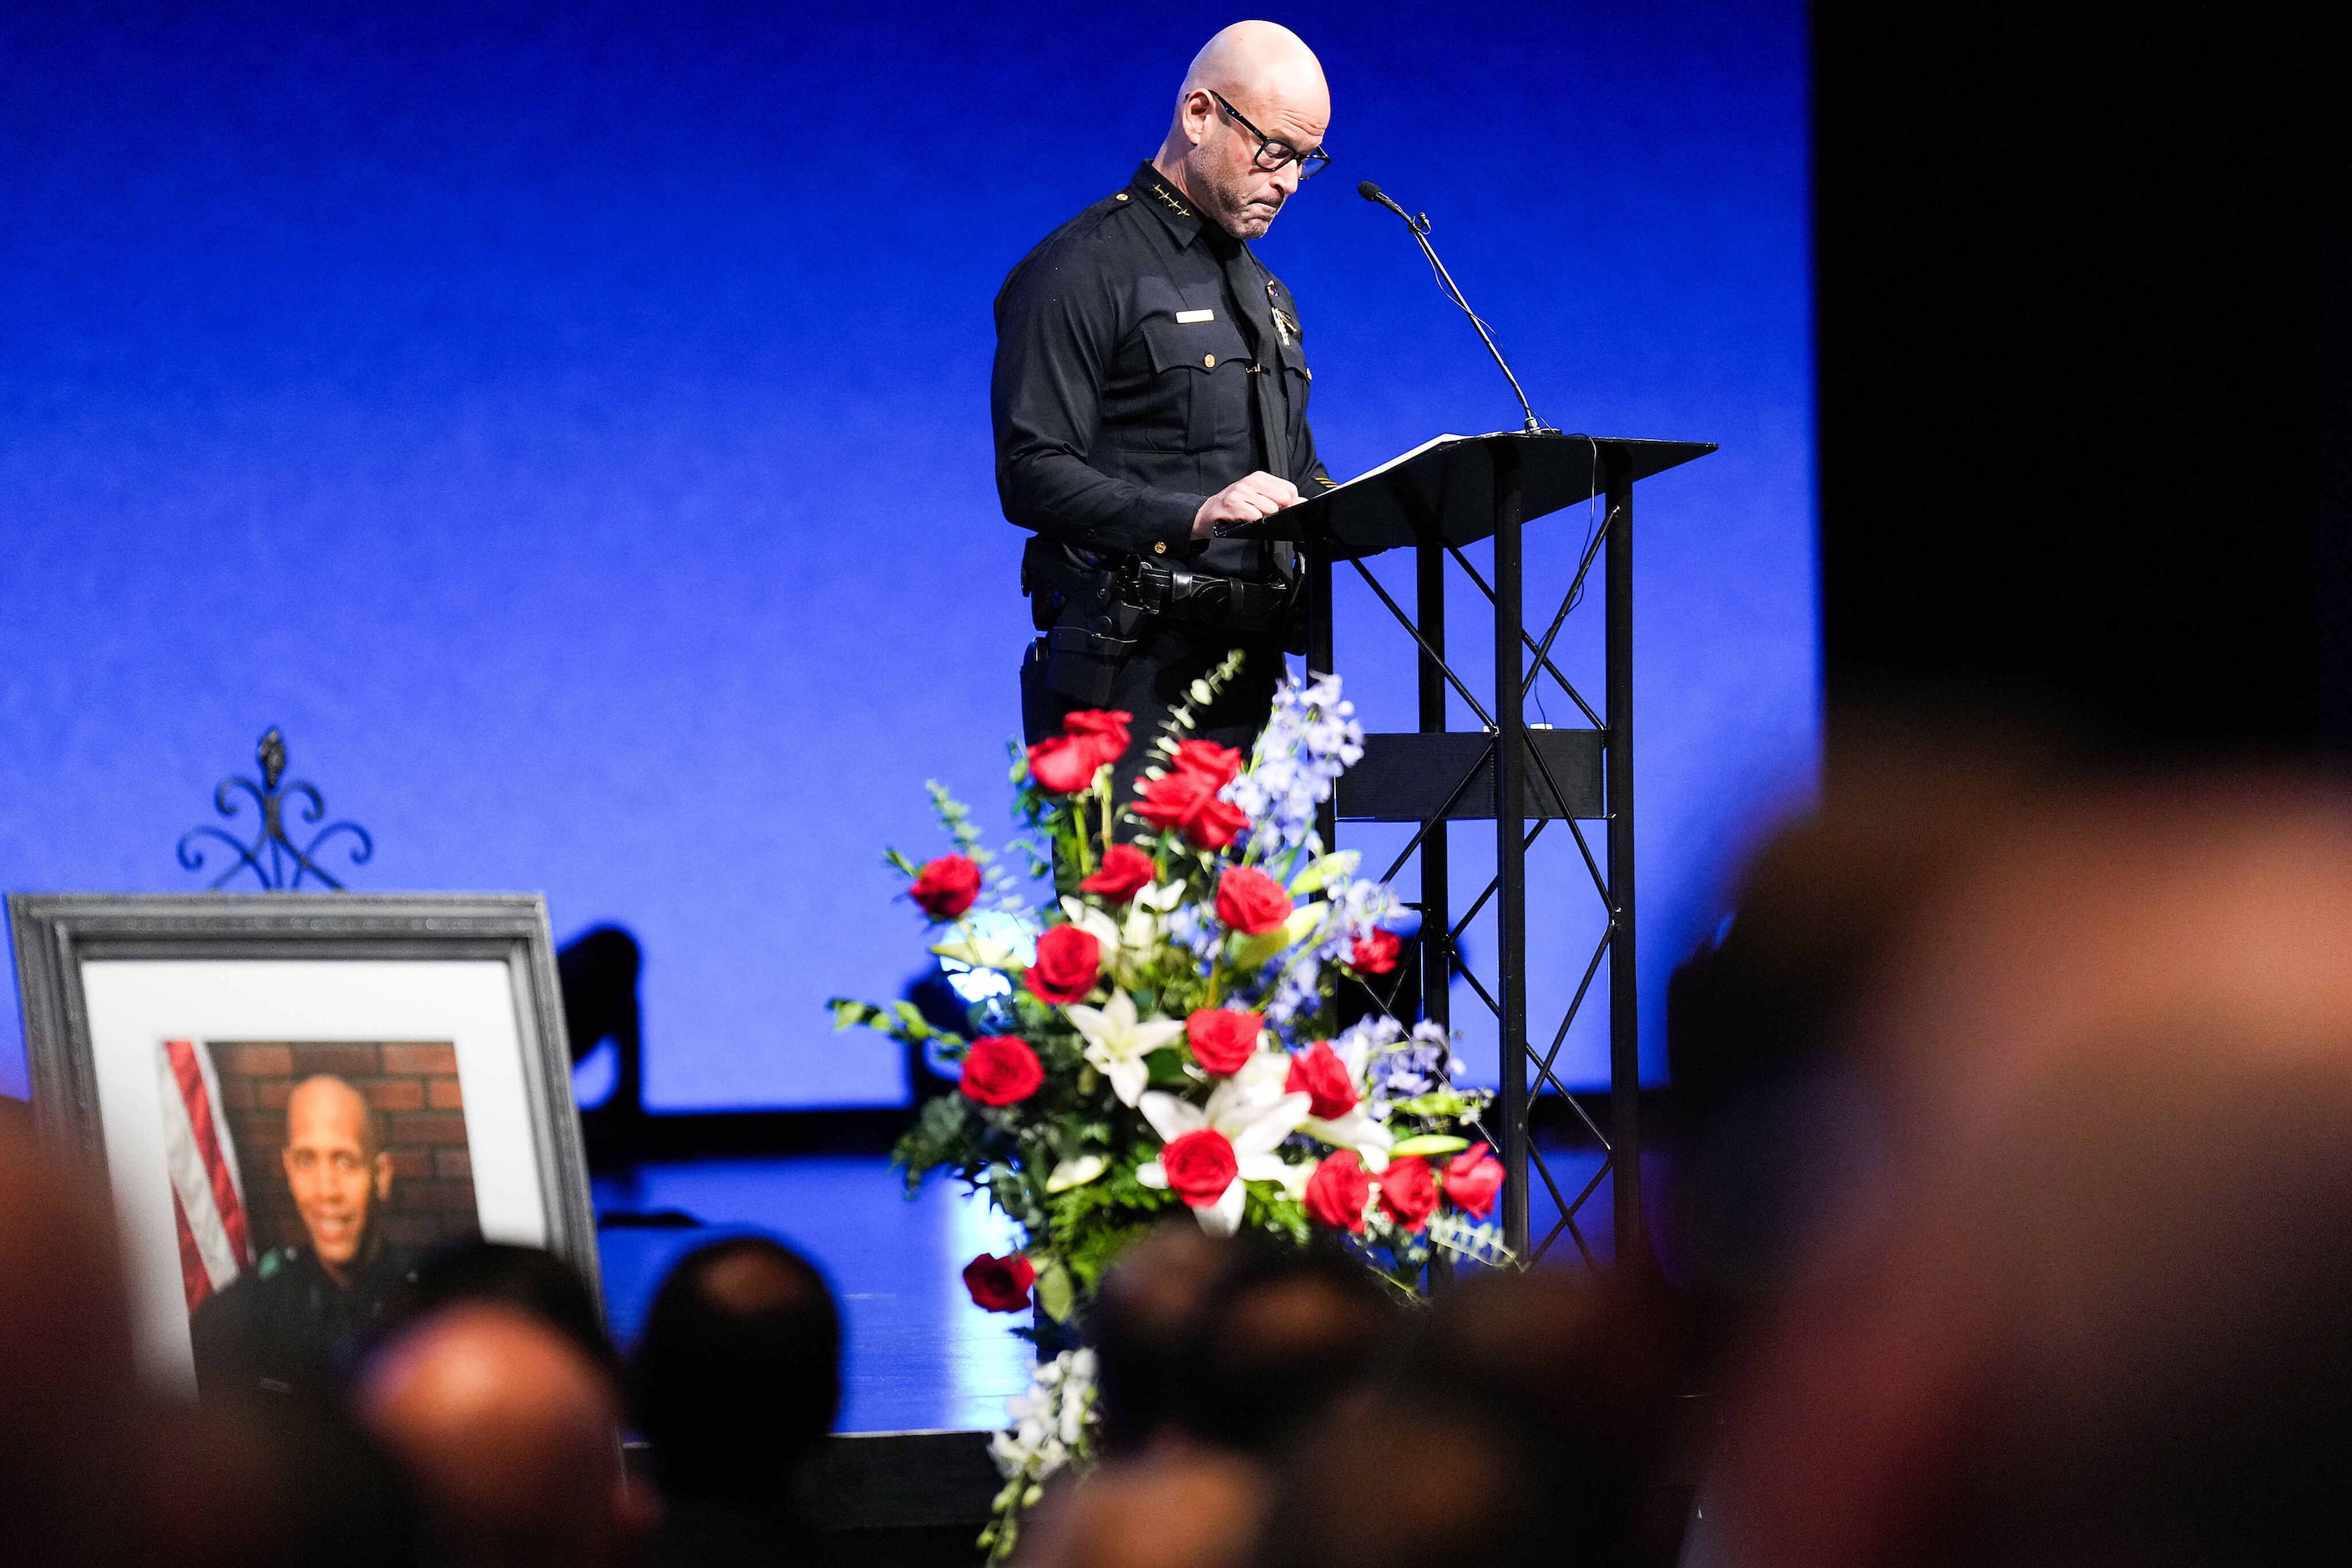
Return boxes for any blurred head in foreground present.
[390,1238,618,1381]
[629,1234,839,1504]
[1255,1267,1693,1568]
[1174,1241,1393,1457]
[1664,719,2051,1330]
[0,1125,154,1568]
[1090,1222,1243,1454]
[1721,778,2352,1567]
[1090,1224,1392,1459]
[361,1302,650,1568]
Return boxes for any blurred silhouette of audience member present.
[1171,1242,1393,1459]
[1663,719,2051,1358]
[361,1302,652,1568]
[1017,1444,1272,1568]
[159,1382,430,1568]
[1720,778,2352,1568]
[629,1235,840,1567]
[0,1125,165,1568]
[1254,1267,1693,1568]
[1088,1222,1244,1455]
[1021,1231,1393,1568]
[4,1121,429,1568]
[384,1237,620,1382]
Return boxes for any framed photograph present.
[7,893,594,1399]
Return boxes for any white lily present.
[1117,898,1164,957]
[1135,1075,1313,1237]
[1136,880,1189,913]
[929,930,1029,972]
[1300,1103,1393,1171]
[1046,1153,1108,1192]
[1065,989,1185,1107]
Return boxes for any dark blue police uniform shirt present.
[993,162,1334,584]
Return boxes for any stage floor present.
[594,1144,1645,1434]
[594,1155,1032,1433]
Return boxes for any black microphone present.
[1357,180,1413,223]
[1358,180,1549,435]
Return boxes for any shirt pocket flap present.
[1139,313,1252,374]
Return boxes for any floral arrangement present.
[831,660,1510,1559]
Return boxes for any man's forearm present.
[999,451,1202,558]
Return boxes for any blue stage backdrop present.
[0,1,1813,1107]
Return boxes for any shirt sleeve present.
[993,239,1204,557]
[1292,418,1334,494]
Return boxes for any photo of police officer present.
[188,1044,480,1401]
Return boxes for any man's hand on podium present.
[1192,471,1301,539]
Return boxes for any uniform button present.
[1203,353,1216,368]
[1114,192,1128,201]
[1154,541,1167,554]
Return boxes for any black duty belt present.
[1114,558,1297,633]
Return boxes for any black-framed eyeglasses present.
[1207,89,1331,180]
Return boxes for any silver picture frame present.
[6,892,597,1309]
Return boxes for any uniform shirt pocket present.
[1137,313,1253,453]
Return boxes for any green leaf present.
[1229,905,1323,971]
[1287,850,1361,896]
[1389,1134,1471,1158]
[1228,928,1289,970]
[1144,1047,1192,1087]
[1033,1258,1075,1322]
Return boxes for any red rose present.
[1443,1145,1505,1219]
[1285,1041,1358,1120]
[1133,769,1249,849]
[908,854,983,922]
[1060,709,1133,768]
[1186,1008,1263,1075]
[1303,1150,1372,1233]
[959,1035,1044,1106]
[1158,1127,1239,1207]
[1377,1156,1439,1231]
[962,1251,1037,1313]
[1348,928,1402,974]
[1080,843,1156,902]
[1026,732,1101,794]
[1169,739,1244,791]
[1024,924,1101,1004]
[1215,867,1292,935]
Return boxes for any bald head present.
[1153,22,1330,240]
[361,1305,648,1568]
[282,1075,390,1280]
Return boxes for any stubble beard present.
[1202,159,1280,240]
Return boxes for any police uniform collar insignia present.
[1149,181,1194,220]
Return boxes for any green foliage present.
[1242,1184,1311,1249]
[892,1092,981,1196]
[928,780,994,862]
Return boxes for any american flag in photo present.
[158,1039,252,1312]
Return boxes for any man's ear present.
[1182,88,1214,148]
[372,1150,393,1201]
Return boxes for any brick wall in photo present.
[210,1039,481,1256]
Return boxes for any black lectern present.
[1227,430,1713,1264]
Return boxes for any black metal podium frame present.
[1260,431,1712,1265]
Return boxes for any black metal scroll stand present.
[176,727,375,891]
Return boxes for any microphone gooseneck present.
[1358,180,1548,435]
